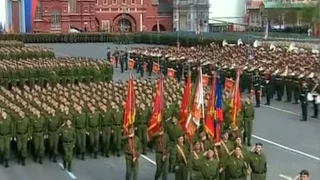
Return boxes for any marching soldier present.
[243,96,254,146]
[166,117,184,172]
[123,125,141,180]
[171,134,189,180]
[47,108,61,162]
[201,148,221,180]
[113,104,124,157]
[107,47,111,62]
[225,146,247,180]
[87,104,100,158]
[135,103,150,155]
[298,170,310,180]
[60,119,76,172]
[264,77,273,105]
[124,47,129,70]
[190,140,205,180]
[31,110,46,164]
[199,131,212,151]
[0,109,14,167]
[219,130,234,180]
[100,103,113,157]
[253,70,263,107]
[300,81,308,121]
[120,50,125,73]
[248,142,267,180]
[114,47,120,68]
[15,110,29,166]
[152,126,170,180]
[74,104,87,160]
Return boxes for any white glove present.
[86,132,89,135]
[30,137,32,140]
[13,137,16,141]
[100,131,102,135]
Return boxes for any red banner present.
[153,63,160,74]
[224,78,234,92]
[167,68,176,78]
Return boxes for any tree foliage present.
[298,4,319,24]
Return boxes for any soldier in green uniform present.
[0,110,14,167]
[61,119,76,172]
[113,103,124,157]
[47,108,61,162]
[123,125,142,180]
[100,103,113,157]
[190,140,205,180]
[201,148,221,180]
[199,131,212,151]
[31,110,46,164]
[135,103,150,155]
[87,104,100,159]
[218,130,234,180]
[165,117,184,172]
[171,134,190,180]
[225,146,247,180]
[152,126,170,180]
[15,110,29,166]
[73,104,87,160]
[243,96,255,146]
[248,143,267,180]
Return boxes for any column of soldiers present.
[0,57,113,89]
[0,40,25,48]
[0,46,55,60]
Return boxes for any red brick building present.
[33,0,173,33]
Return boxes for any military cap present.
[299,170,309,176]
[192,138,201,145]
[255,142,263,146]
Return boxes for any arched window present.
[51,10,61,28]
[68,0,77,13]
[35,1,42,19]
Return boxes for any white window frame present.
[101,20,110,32]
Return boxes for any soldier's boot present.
[81,153,85,161]
[49,153,52,160]
[242,135,246,144]
[39,156,43,164]
[63,161,67,169]
[53,155,57,163]
[116,151,121,157]
[4,159,9,168]
[22,158,26,166]
[0,155,3,164]
[142,147,147,155]
[94,152,98,159]
[67,163,72,172]
[33,155,37,163]
[106,151,109,158]
[17,155,21,163]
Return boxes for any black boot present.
[39,156,43,164]
[33,155,37,163]
[63,161,67,169]
[106,151,109,158]
[53,155,57,163]
[81,153,85,161]
[94,152,98,159]
[67,163,72,172]
[22,158,26,166]
[4,159,9,168]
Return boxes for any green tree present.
[298,3,319,26]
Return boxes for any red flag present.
[230,69,242,128]
[204,72,217,139]
[123,76,136,135]
[147,76,164,140]
[179,71,192,132]
[186,68,205,138]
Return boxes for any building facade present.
[173,0,210,32]
[30,0,172,33]
[33,0,96,33]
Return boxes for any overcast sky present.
[0,1,6,26]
